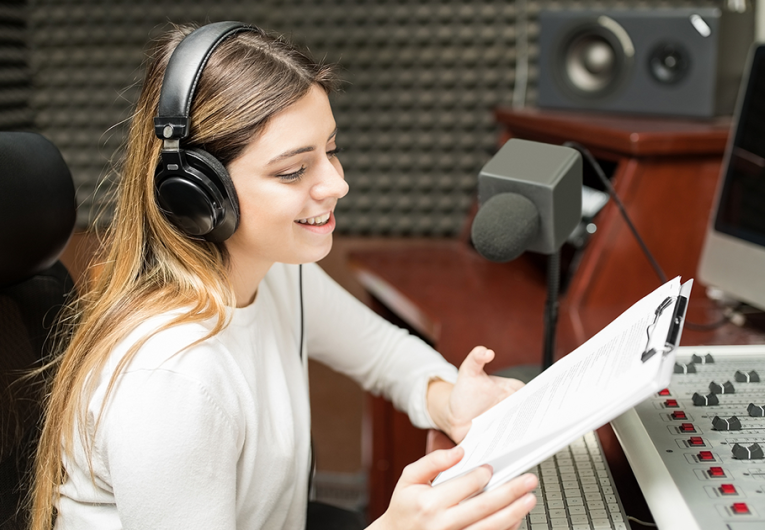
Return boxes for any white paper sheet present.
[433,277,692,490]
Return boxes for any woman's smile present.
[295,210,336,234]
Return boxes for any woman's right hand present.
[368,446,538,530]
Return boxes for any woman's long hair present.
[29,23,338,530]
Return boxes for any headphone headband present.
[154,21,261,140]
[153,21,259,243]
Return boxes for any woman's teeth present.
[297,212,331,226]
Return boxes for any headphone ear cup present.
[155,148,240,242]
[186,147,240,227]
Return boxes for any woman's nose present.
[312,160,349,200]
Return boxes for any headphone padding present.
[186,148,240,224]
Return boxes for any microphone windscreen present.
[471,193,540,263]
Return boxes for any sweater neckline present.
[228,285,266,327]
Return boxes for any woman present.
[31,22,537,530]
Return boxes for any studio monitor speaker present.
[537,8,755,118]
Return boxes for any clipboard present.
[433,277,693,491]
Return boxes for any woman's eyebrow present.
[266,128,339,166]
[267,146,314,165]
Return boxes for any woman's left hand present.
[428,346,525,443]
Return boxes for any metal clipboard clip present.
[641,294,688,363]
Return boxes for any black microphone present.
[471,139,582,262]
[471,193,540,262]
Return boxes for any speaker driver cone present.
[566,35,617,93]
[555,18,633,100]
[648,42,690,84]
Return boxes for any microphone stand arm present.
[543,249,561,371]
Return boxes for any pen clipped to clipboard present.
[641,279,693,363]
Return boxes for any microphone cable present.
[562,141,730,332]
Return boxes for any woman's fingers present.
[398,446,465,488]
[463,492,537,530]
[433,464,494,507]
[458,346,494,378]
[445,473,539,530]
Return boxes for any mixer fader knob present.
[747,403,765,417]
[709,381,735,394]
[732,442,764,460]
[735,370,760,383]
[712,415,742,431]
[674,362,697,374]
[692,392,720,406]
[691,353,715,364]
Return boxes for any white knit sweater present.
[56,262,458,530]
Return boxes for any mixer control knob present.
[735,370,760,383]
[712,415,742,431]
[709,381,735,394]
[732,443,764,460]
[692,353,715,364]
[692,392,719,406]
[747,403,765,417]
[675,362,697,374]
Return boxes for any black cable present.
[299,263,304,361]
[563,141,731,332]
[564,141,668,284]
[300,263,316,498]
[543,250,561,370]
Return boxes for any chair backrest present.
[0,132,76,529]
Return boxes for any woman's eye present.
[327,147,343,159]
[277,166,306,182]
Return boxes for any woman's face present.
[225,84,348,268]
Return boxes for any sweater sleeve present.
[302,263,458,429]
[95,365,243,530]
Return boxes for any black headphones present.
[154,21,261,243]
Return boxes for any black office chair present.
[0,132,76,529]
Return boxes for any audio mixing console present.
[612,344,765,530]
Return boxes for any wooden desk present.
[350,108,765,521]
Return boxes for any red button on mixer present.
[708,467,726,478]
[680,423,696,433]
[698,451,714,461]
[689,436,705,446]
[720,484,737,495]
[665,399,679,408]
[659,388,671,396]
[671,411,687,420]
[732,502,750,515]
